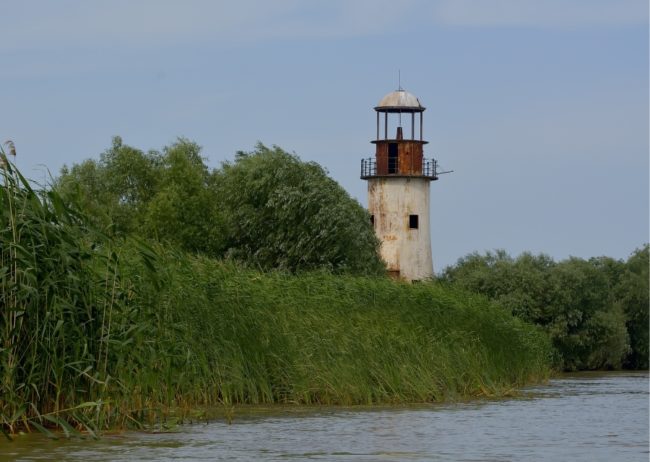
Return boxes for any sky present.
[1,0,648,270]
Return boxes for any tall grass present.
[0,151,125,437]
[0,152,552,436]
[116,254,551,414]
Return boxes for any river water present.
[2,371,648,461]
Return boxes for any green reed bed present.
[0,154,131,437]
[131,257,551,411]
[0,154,551,437]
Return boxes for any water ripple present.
[3,372,648,462]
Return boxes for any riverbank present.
[108,248,552,418]
[1,158,552,436]
[1,241,552,436]
[3,372,646,461]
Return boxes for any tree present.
[57,137,226,255]
[143,139,226,255]
[57,136,162,235]
[618,245,649,369]
[440,251,555,325]
[214,143,385,274]
[440,251,632,370]
[547,257,629,370]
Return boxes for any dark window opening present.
[409,214,419,229]
[388,143,398,174]
[370,214,375,226]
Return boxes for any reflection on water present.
[2,372,648,461]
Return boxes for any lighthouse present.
[361,88,440,281]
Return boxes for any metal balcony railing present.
[422,158,439,178]
[360,158,439,180]
[360,157,378,178]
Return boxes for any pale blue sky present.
[1,0,647,270]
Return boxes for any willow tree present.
[215,143,385,275]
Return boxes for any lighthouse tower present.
[361,88,439,281]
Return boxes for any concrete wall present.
[367,177,434,281]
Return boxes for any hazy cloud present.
[0,0,418,52]
[3,0,645,54]
[432,0,647,28]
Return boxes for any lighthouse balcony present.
[360,157,439,180]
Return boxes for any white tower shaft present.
[368,177,433,280]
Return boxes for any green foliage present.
[58,139,384,275]
[618,245,649,369]
[57,136,226,256]
[57,136,161,235]
[214,143,384,274]
[546,257,628,370]
[120,252,550,409]
[143,140,226,255]
[2,156,551,435]
[0,151,136,437]
[440,249,647,371]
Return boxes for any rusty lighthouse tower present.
[361,88,441,281]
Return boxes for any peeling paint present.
[368,177,433,281]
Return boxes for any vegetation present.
[5,134,642,439]
[0,149,551,436]
[57,139,384,275]
[618,246,650,369]
[1,151,128,437]
[126,253,550,408]
[214,145,384,274]
[439,248,649,371]
[56,136,228,255]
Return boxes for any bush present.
[214,143,384,274]
[440,250,642,370]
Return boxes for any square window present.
[409,214,419,229]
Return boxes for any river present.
[2,371,648,461]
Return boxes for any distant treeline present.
[0,149,550,436]
[439,247,649,371]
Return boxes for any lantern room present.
[361,89,438,180]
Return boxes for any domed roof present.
[375,89,425,112]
